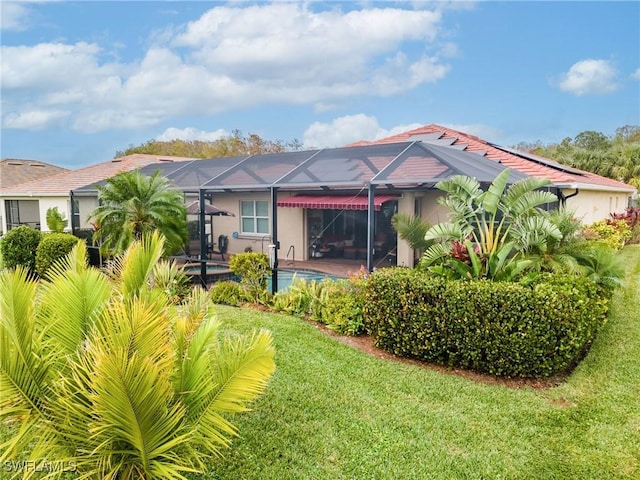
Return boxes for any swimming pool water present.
[267,269,341,291]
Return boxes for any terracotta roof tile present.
[349,124,635,191]
[1,159,69,190]
[1,154,195,196]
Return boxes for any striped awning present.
[277,194,397,211]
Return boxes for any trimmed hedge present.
[364,268,608,378]
[36,233,81,278]
[0,225,42,272]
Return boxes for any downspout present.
[70,190,76,235]
[558,186,579,207]
[270,187,279,294]
[199,189,207,288]
[367,184,375,273]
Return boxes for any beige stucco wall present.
[394,191,448,267]
[202,192,306,261]
[564,189,631,225]
[38,197,70,232]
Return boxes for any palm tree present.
[89,170,188,256]
[391,213,431,264]
[0,232,276,479]
[421,169,561,280]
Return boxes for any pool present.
[267,269,342,291]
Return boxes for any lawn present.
[204,245,640,480]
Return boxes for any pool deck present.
[174,255,396,281]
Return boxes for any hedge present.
[0,225,42,272]
[363,268,608,378]
[36,233,81,278]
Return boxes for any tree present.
[0,233,276,478]
[421,169,561,280]
[573,130,612,150]
[115,130,303,159]
[89,170,187,256]
[46,206,68,233]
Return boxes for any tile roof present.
[1,159,69,190]
[1,154,196,196]
[349,124,635,191]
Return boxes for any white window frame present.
[240,200,269,235]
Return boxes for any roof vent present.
[158,158,174,162]
[112,159,123,163]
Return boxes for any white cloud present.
[631,68,640,80]
[303,114,424,148]
[1,2,31,31]
[156,127,228,142]
[557,59,618,96]
[1,3,453,133]
[3,110,70,130]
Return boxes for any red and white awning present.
[277,194,397,211]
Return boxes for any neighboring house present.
[0,154,195,235]
[350,124,637,225]
[0,158,69,233]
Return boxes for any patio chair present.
[210,234,229,261]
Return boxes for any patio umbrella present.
[185,201,235,216]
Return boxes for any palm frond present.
[391,213,430,252]
[480,168,510,215]
[113,232,165,298]
[0,268,52,459]
[419,243,451,268]
[424,222,465,243]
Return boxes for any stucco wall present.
[38,197,70,232]
[564,189,631,225]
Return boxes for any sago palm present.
[89,170,188,256]
[0,232,275,479]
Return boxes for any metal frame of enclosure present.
[72,140,537,291]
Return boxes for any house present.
[0,154,195,235]
[0,158,69,233]
[71,140,533,270]
[350,124,636,225]
[13,124,635,276]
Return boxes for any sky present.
[1,1,639,169]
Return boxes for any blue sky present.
[1,1,639,169]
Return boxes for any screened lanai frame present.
[71,140,533,291]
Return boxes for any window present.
[241,200,269,234]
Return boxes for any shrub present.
[364,268,608,378]
[210,280,244,306]
[229,252,270,303]
[582,219,632,249]
[321,279,366,336]
[35,233,80,278]
[0,225,41,272]
[150,259,191,303]
[271,277,324,318]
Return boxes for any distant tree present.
[573,130,612,150]
[115,130,304,159]
[515,126,640,190]
[89,170,187,256]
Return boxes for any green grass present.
[204,245,640,480]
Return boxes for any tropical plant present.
[0,232,275,479]
[391,213,431,260]
[89,170,188,256]
[45,207,68,233]
[0,225,41,273]
[421,169,561,280]
[35,232,80,278]
[229,252,271,304]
